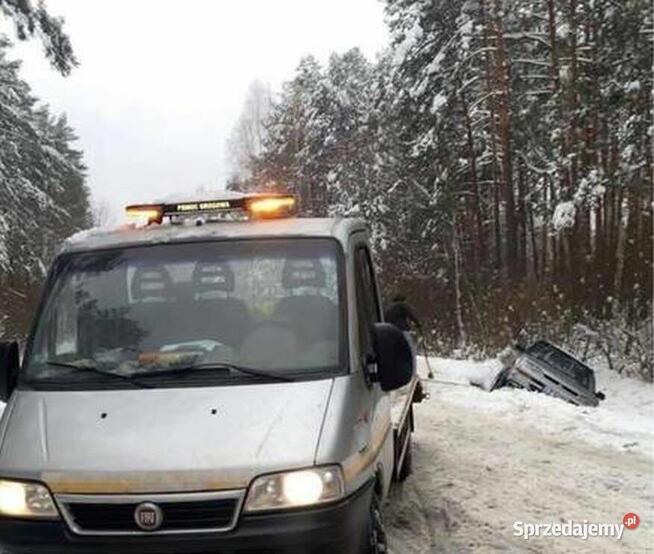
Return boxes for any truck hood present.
[0,380,333,493]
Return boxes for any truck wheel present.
[397,435,413,482]
[364,490,388,554]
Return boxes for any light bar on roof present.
[166,200,234,215]
[125,193,297,225]
[246,195,296,219]
[125,204,164,225]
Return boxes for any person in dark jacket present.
[384,294,433,386]
[384,294,422,333]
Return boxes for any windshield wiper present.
[45,361,155,389]
[138,362,294,383]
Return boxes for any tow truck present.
[0,192,422,554]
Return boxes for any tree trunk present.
[452,223,467,350]
[546,0,560,92]
[461,92,486,271]
[516,162,527,279]
[528,202,539,280]
[481,0,502,273]
[491,0,518,280]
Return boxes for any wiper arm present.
[139,362,294,382]
[203,363,295,382]
[45,361,155,389]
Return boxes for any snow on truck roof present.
[62,216,367,254]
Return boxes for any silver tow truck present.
[0,193,422,554]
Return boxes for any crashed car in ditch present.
[494,340,606,407]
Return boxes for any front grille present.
[57,492,243,535]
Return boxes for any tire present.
[397,434,413,482]
[364,489,388,554]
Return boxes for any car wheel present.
[397,435,413,482]
[364,489,388,554]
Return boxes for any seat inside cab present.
[189,261,252,347]
[238,257,339,370]
[274,258,338,344]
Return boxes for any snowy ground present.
[387,356,654,553]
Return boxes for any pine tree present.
[0,0,76,74]
[0,41,90,337]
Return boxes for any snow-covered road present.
[387,357,653,553]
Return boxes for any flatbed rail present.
[390,375,420,480]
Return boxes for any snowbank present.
[427,356,504,390]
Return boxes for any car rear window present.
[527,342,593,389]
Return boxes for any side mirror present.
[372,323,414,392]
[0,341,19,403]
[595,391,605,401]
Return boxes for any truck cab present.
[0,193,420,554]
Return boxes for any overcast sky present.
[7,0,389,220]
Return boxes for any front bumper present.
[0,481,373,554]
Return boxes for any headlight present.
[0,480,59,519]
[244,466,344,512]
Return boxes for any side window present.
[355,246,380,362]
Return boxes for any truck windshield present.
[24,239,344,388]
